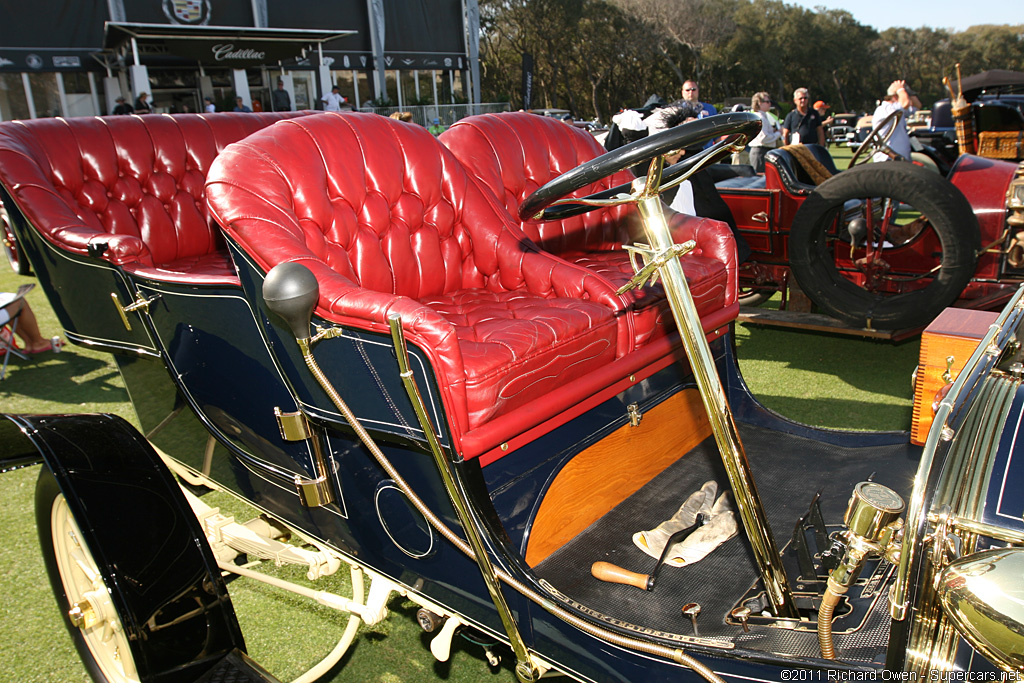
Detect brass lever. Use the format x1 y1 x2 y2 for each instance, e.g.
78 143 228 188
111 292 159 331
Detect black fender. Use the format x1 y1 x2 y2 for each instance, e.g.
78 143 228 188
0 413 250 683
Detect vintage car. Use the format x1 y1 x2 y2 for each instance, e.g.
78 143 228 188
1 110 1022 683
713 125 1024 331
912 70 1024 168
825 112 858 146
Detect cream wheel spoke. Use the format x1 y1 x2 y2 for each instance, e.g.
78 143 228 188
51 494 140 682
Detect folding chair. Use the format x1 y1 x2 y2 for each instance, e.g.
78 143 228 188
0 283 34 380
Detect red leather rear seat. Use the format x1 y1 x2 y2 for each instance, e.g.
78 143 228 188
206 112 625 441
0 112 315 284
440 112 739 349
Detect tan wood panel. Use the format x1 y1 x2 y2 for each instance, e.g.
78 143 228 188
912 308 997 445
525 388 711 566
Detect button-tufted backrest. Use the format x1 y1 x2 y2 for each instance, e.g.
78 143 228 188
764 143 839 196
207 112 532 300
0 112 314 269
441 112 642 254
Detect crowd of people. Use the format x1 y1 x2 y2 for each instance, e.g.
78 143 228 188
107 79 349 116
597 75 922 263
608 77 920 173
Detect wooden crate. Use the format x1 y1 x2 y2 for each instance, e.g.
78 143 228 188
911 308 999 445
977 131 1024 160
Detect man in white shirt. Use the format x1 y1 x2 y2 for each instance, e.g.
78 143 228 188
870 80 922 162
321 86 345 112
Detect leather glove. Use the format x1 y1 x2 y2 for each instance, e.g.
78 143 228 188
633 480 738 567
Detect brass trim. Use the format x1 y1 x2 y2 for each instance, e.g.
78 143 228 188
295 474 334 508
273 407 335 507
111 292 159 331
538 580 735 650
387 315 539 681
632 177 798 619
275 407 312 441
122 294 156 315
942 514 1024 545
111 292 132 331
891 286 1024 621
626 403 642 427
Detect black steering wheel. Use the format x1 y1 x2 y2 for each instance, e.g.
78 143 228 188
849 109 904 166
518 112 761 222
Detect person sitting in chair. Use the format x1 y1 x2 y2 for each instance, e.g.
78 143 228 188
0 292 59 354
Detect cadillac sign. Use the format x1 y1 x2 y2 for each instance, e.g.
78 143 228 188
172 39 302 67
212 44 267 62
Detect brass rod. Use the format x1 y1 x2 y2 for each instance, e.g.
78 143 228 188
387 315 539 682
634 188 798 618
291 315 724 681
943 514 1024 546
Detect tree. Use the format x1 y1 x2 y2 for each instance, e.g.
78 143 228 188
477 0 1024 124
612 0 741 98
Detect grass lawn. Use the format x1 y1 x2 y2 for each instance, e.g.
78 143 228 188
0 141 922 683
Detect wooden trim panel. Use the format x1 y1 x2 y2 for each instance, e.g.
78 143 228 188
525 388 712 566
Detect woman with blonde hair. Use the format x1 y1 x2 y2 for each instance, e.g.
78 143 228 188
747 92 781 173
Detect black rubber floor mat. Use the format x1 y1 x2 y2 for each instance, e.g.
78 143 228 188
533 422 919 660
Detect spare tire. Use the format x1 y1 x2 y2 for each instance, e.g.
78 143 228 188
789 162 979 329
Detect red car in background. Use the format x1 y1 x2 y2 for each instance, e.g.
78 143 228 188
716 132 1024 331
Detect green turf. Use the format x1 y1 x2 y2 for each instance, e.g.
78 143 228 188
0 150 921 681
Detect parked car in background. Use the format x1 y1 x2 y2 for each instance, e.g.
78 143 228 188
529 108 573 119
912 69 1024 167
716 132 1024 330
845 114 874 148
826 112 858 146
906 109 931 130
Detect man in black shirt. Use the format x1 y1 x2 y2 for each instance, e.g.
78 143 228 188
781 88 825 146
112 97 132 115
272 80 291 112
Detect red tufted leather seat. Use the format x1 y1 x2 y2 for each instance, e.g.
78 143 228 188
206 112 628 445
0 112 315 284
440 112 739 350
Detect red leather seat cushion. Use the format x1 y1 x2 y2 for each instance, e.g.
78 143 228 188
420 289 617 426
441 112 738 349
207 112 625 437
0 112 315 283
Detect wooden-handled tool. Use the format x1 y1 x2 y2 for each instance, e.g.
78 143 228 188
591 561 656 590
590 514 705 591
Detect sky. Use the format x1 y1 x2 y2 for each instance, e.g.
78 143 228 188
785 0 1021 32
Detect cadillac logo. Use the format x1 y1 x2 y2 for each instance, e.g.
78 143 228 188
211 44 267 62
163 0 212 25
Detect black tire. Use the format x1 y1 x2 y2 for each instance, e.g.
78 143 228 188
36 468 142 683
2 204 31 275
789 162 979 329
